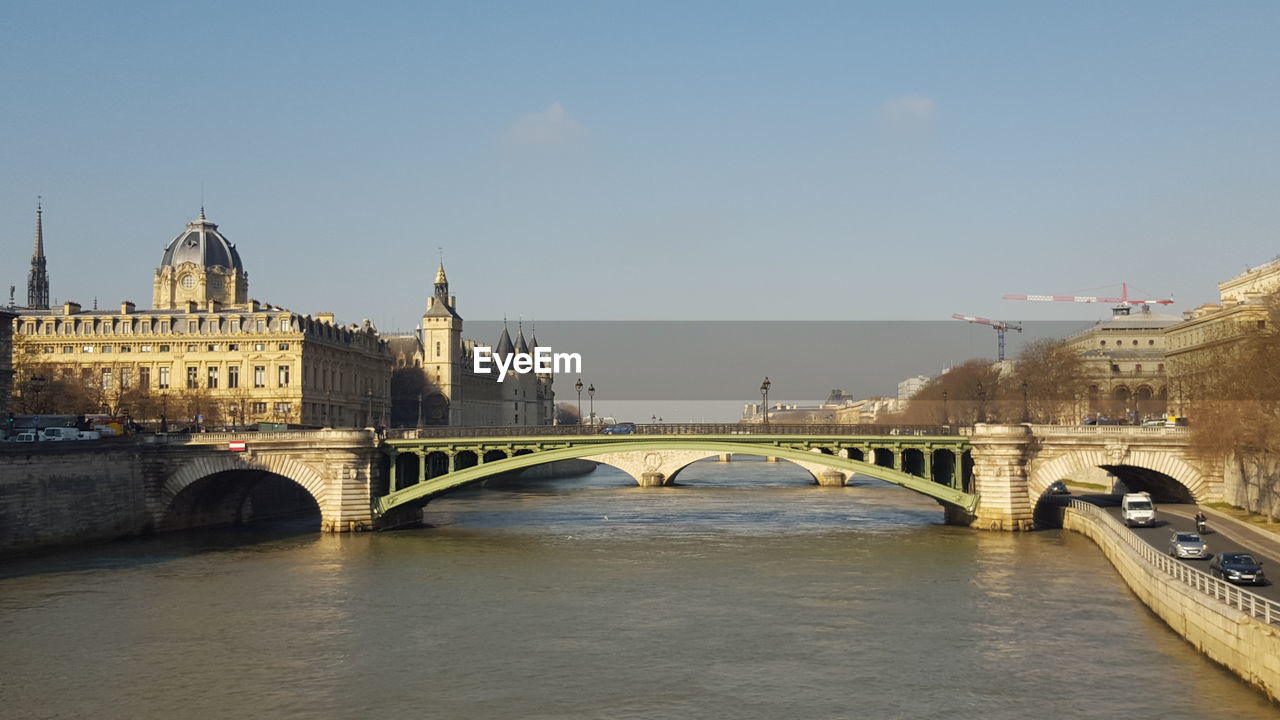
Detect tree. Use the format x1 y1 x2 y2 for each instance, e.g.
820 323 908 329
892 359 1004 425
999 338 1086 424
555 402 582 425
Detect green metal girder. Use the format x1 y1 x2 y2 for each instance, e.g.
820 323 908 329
375 436 976 516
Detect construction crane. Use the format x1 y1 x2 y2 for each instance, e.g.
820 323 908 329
1003 282 1173 316
952 314 1022 361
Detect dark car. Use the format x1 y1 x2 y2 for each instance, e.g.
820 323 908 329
601 422 637 435
1044 481 1070 496
1209 552 1267 585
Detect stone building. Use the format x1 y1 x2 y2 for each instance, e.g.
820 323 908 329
1065 305 1181 420
1164 257 1280 413
9 211 391 428
385 264 554 427
0 309 14 425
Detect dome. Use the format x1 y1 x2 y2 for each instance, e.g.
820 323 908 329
160 211 244 271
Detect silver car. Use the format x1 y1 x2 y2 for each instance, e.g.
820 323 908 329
1168 531 1208 559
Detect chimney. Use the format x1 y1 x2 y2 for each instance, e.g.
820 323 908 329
121 301 136 314
316 312 335 324
63 301 81 315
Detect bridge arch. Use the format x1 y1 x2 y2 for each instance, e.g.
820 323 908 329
160 454 328 529
376 439 976 518
1029 449 1207 502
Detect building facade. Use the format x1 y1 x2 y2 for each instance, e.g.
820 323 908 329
9 212 391 428
1164 258 1280 413
386 264 554 427
0 309 14 426
1065 306 1181 421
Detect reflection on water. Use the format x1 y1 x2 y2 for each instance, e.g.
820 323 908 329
1 458 1275 719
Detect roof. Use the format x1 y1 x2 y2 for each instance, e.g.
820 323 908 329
159 211 244 272
495 326 515 356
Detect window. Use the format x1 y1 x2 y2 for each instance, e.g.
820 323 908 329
256 320 266 332
278 343 289 351
278 365 291 387
436 341 441 357
188 320 198 333
255 343 266 351
159 321 170 333
159 367 171 389
1135 364 1143 374
187 344 197 352
141 345 153 352
1111 364 1120 374
208 344 220 352
281 319 292 332
139 367 151 389
102 368 112 390
228 343 239 351
273 402 292 415
1132 340 1138 346
101 345 112 353
207 367 219 389
82 345 94 353
41 346 53 354
120 369 131 389
254 366 266 388
228 366 239 389
1157 363 1165 373
62 345 73 354
159 344 171 352
252 402 267 414
1148 340 1155 346
1100 340 1106 346
187 366 199 389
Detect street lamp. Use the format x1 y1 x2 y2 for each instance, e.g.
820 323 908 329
1021 381 1030 423
976 381 987 424
417 392 424 430
160 391 168 433
367 389 374 428
942 390 949 426
760 377 771 431
575 378 584 427
587 383 595 428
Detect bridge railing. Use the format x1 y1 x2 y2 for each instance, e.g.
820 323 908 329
139 429 376 444
1067 499 1277 625
1032 425 1189 436
384 423 964 440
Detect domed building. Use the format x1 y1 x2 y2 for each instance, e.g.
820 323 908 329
1066 305 1182 421
153 210 249 310
9 211 392 429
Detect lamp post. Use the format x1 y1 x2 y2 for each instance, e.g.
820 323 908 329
367 389 374 428
1021 381 1031 423
29 375 47 418
942 390 949 426
416 393 424 430
976 382 987 424
760 377 771 431
587 383 595 428
575 378 584 428
160 391 168 433
229 403 238 431
325 390 332 427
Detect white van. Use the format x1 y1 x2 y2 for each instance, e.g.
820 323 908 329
40 427 97 441
1121 492 1157 527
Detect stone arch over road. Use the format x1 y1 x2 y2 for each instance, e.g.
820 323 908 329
1028 448 1207 503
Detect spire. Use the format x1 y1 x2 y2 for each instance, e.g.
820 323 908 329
434 261 449 297
496 318 515 357
27 197 50 310
516 318 530 354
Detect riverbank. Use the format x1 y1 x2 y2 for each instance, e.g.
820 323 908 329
1063 502 1280 702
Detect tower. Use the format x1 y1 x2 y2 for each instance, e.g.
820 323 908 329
27 200 49 310
421 263 463 424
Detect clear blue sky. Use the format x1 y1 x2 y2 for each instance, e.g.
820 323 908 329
3 1 1278 332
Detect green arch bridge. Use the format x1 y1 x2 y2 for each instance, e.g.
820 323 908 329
376 424 976 523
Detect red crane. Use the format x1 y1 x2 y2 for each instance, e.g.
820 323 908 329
1003 282 1173 315
952 314 1023 361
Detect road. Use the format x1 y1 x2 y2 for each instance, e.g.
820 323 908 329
1065 493 1279 601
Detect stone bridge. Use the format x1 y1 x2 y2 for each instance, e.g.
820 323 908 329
0 423 1218 548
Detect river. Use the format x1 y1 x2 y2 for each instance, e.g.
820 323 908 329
1 458 1275 719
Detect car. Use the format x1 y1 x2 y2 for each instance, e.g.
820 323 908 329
600 422 637 435
1044 481 1070 496
1209 552 1267 585
1167 531 1208 559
